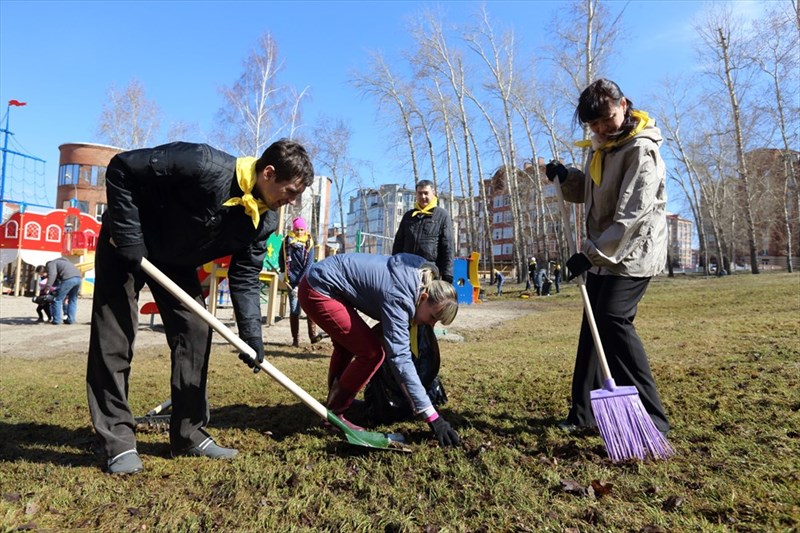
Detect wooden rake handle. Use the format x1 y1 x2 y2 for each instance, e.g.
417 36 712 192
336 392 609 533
553 180 614 384
140 258 328 419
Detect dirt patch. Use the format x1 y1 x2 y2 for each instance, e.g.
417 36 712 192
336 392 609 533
0 288 540 360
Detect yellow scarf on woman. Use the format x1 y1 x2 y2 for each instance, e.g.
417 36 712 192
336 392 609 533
574 109 652 186
411 196 438 217
223 157 269 228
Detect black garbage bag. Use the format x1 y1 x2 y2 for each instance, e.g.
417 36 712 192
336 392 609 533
363 323 448 424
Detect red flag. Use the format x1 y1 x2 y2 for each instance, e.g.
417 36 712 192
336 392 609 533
8 100 27 107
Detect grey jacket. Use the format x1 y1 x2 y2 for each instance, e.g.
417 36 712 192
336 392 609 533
306 253 436 418
44 257 81 291
562 121 668 277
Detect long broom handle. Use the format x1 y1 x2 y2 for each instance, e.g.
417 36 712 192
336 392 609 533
553 179 614 383
140 258 328 419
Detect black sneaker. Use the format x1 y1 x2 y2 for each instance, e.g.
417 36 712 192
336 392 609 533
107 450 143 475
172 437 238 459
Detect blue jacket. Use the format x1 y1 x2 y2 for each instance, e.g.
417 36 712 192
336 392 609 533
306 253 435 417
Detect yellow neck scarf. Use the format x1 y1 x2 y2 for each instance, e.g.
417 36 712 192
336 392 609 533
411 196 438 217
287 231 311 246
410 323 419 358
223 157 269 228
574 109 652 186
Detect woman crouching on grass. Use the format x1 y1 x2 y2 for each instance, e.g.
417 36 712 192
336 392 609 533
298 253 460 447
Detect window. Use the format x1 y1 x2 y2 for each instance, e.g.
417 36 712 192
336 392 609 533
24 222 41 240
5 220 18 238
95 203 107 221
46 225 62 242
59 164 80 186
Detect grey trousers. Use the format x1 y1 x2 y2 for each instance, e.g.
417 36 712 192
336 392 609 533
566 273 670 433
86 227 213 460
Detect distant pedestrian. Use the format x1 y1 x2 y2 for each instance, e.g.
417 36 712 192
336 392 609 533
32 271 54 323
36 258 81 325
526 257 537 291
279 216 322 347
494 269 505 296
553 263 562 293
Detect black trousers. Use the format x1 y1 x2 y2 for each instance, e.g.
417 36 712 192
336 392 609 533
567 273 670 433
86 226 213 459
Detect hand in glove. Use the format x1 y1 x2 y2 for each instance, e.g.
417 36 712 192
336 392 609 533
238 336 265 374
428 415 460 447
566 252 592 281
545 160 569 184
115 242 148 273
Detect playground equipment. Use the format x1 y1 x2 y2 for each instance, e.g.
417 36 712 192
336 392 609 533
452 252 481 304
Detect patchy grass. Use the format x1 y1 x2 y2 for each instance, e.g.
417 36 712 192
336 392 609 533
1 273 798 531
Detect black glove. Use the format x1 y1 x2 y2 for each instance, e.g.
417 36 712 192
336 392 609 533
238 337 265 374
566 252 592 281
429 416 460 447
545 160 568 184
115 242 148 272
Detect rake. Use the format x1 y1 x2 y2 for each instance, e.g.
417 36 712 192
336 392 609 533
554 176 673 462
140 258 405 451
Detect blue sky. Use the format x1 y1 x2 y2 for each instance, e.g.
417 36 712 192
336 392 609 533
0 0 765 216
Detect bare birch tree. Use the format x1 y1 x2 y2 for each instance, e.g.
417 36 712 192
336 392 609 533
351 51 421 185
97 78 161 149
465 7 529 280
215 32 309 157
696 6 761 273
313 116 357 253
749 3 800 271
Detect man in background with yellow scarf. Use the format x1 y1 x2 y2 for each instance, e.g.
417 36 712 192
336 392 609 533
88 139 314 475
392 180 455 283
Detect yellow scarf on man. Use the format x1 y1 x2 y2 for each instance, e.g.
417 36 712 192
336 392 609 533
222 157 269 228
574 109 652 186
411 196 438 217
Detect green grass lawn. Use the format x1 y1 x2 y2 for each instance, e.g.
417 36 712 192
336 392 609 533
1 273 798 531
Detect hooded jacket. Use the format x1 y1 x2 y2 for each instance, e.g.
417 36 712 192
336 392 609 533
104 142 276 338
306 253 436 417
561 119 668 277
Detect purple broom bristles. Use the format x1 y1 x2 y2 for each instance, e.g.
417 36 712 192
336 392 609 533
591 379 674 463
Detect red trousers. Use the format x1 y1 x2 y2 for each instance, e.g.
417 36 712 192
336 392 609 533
298 277 385 410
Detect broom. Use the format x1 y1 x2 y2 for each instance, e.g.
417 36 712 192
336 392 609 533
553 172 673 462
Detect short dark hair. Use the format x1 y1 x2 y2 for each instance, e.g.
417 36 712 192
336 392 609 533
574 78 634 127
256 139 315 186
416 179 435 191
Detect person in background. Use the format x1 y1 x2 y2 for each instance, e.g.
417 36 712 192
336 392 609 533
87 139 313 475
36 258 81 325
392 180 455 284
494 269 505 296
32 269 54 323
526 257 537 292
545 78 670 435
553 262 562 294
279 216 322 347
298 253 461 447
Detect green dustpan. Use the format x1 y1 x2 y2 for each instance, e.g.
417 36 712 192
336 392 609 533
141 258 406 451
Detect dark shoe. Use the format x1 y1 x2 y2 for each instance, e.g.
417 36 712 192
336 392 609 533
556 420 595 433
107 450 143 475
173 437 238 459
64 320 73 325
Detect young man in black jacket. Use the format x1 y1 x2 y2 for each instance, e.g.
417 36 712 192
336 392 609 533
391 180 455 283
88 139 314 474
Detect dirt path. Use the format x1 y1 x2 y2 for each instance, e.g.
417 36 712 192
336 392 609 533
0 287 540 360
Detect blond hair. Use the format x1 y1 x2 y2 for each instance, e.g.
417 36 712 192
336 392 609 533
418 262 458 325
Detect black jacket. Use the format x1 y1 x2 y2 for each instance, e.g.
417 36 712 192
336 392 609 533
104 142 276 338
392 205 454 283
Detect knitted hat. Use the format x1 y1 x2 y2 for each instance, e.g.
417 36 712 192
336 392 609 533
292 217 308 231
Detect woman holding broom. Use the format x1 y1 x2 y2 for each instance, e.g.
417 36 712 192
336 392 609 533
546 78 671 436
298 253 461 447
